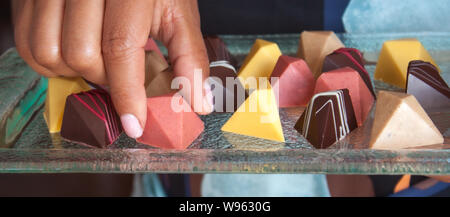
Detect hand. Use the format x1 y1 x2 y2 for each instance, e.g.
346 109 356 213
12 0 213 139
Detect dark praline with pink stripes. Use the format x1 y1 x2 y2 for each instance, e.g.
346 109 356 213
60 89 122 148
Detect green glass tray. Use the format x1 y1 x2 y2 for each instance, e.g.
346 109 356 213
0 33 448 174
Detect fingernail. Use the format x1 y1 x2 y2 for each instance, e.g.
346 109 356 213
120 114 143 139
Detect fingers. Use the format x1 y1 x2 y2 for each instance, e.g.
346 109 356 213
158 0 213 115
13 0 57 77
102 0 154 138
62 0 107 85
30 0 78 77
14 0 107 81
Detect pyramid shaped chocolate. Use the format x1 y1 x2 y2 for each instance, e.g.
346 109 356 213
44 77 91 133
204 35 238 68
144 50 169 88
270 55 315 107
221 82 285 142
297 31 345 78
375 38 439 88
60 89 122 148
144 47 175 98
322 48 376 98
146 68 176 98
315 67 375 126
238 39 282 89
137 93 204 149
369 91 444 149
406 60 450 113
144 38 165 60
209 71 248 113
204 36 247 112
295 89 357 149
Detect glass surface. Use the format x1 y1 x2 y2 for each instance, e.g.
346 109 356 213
0 33 449 174
0 49 47 147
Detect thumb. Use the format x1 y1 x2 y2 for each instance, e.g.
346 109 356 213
102 0 152 138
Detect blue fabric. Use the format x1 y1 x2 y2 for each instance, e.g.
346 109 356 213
343 0 450 33
324 0 350 32
158 174 191 197
389 182 450 197
141 174 167 197
198 0 324 34
137 174 331 197
201 174 330 197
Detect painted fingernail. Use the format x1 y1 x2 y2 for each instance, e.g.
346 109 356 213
120 114 143 139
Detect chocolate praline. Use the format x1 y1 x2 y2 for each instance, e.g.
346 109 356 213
204 35 247 112
295 89 357 149
322 48 376 99
406 60 450 112
60 89 122 148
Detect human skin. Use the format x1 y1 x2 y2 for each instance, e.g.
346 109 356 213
12 0 213 139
